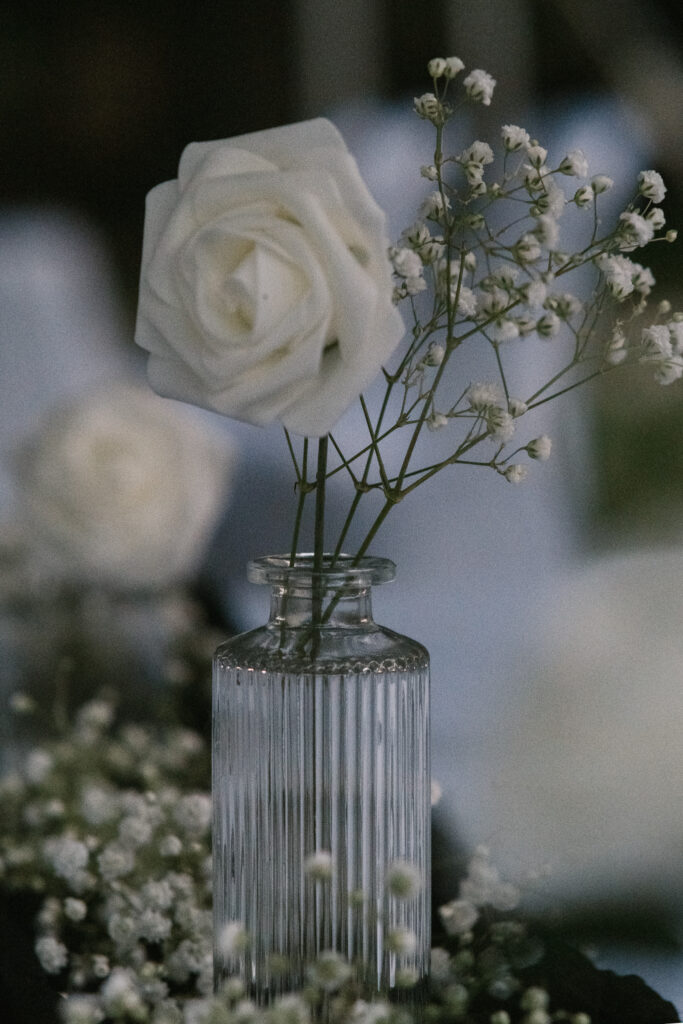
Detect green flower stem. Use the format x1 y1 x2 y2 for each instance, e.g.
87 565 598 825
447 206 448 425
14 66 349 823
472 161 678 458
328 433 359 487
308 436 329 632
330 373 400 564
525 347 606 406
527 367 607 409
288 437 311 566
492 342 510 404
331 488 363 563
351 495 396 566
395 428 498 497
313 436 328 575
360 395 390 490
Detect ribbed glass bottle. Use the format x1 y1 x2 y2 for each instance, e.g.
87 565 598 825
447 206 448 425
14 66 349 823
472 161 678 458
212 554 430 1001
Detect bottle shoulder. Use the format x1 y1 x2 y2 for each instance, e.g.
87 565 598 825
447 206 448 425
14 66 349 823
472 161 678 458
213 622 429 675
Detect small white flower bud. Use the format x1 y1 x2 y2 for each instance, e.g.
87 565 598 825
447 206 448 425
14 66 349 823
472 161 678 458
525 1012 551 1024
308 950 352 991
526 144 548 168
395 967 419 988
508 398 527 417
64 897 88 922
591 174 613 194
402 221 431 248
463 68 496 105
304 850 333 880
487 407 515 441
666 229 678 242
420 191 451 222
427 411 449 431
424 343 445 366
558 149 589 177
443 57 465 79
536 311 561 337
404 275 427 296
646 207 666 230
638 169 666 203
504 464 528 484
574 185 594 207
515 234 542 263
420 239 445 263
92 954 110 978
658 299 672 315
159 834 182 857
414 93 444 123
427 58 447 78
439 899 479 935
533 214 559 249
386 860 422 899
526 435 552 461
501 124 530 151
420 164 438 181
390 246 423 279
520 987 550 1011
218 921 249 956
466 382 502 410
221 978 246 1002
386 927 417 955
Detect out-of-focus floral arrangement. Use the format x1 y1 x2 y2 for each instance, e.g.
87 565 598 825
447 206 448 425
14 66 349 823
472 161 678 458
0 692 600 1024
0 382 234 739
12 383 235 592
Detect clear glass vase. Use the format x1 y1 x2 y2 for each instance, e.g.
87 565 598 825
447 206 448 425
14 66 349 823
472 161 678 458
212 554 430 1000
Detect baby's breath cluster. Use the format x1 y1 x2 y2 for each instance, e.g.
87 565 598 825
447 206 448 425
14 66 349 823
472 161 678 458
0 695 213 1024
400 59 680 427
0 692 599 1024
292 57 679 566
398 58 681 462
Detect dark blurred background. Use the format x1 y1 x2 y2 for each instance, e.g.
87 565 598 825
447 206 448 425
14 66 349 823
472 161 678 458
2 0 681 293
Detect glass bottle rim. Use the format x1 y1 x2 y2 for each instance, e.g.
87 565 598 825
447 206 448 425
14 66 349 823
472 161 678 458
247 553 396 587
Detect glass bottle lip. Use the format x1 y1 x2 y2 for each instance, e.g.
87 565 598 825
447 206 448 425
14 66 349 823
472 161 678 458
247 553 396 587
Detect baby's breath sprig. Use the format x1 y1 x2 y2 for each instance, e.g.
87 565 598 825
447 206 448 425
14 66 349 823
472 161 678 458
286 56 680 571
1 700 596 1024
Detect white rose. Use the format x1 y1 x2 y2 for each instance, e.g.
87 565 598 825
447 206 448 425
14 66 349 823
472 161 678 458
17 384 234 589
134 119 405 437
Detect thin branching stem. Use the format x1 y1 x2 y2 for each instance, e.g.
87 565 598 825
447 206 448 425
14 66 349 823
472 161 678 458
289 438 310 566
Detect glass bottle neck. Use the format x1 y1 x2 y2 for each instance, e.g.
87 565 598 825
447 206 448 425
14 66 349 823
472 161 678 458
268 580 375 629
248 554 394 630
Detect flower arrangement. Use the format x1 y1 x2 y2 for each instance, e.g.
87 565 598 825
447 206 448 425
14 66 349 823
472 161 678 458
0 383 233 728
1 690 679 1023
2 54 681 1024
134 57 680 570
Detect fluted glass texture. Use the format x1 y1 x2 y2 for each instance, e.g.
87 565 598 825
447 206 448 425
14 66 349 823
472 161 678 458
213 555 430 999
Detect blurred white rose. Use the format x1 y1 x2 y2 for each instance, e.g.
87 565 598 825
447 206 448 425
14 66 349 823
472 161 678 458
134 118 404 437
16 384 235 590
